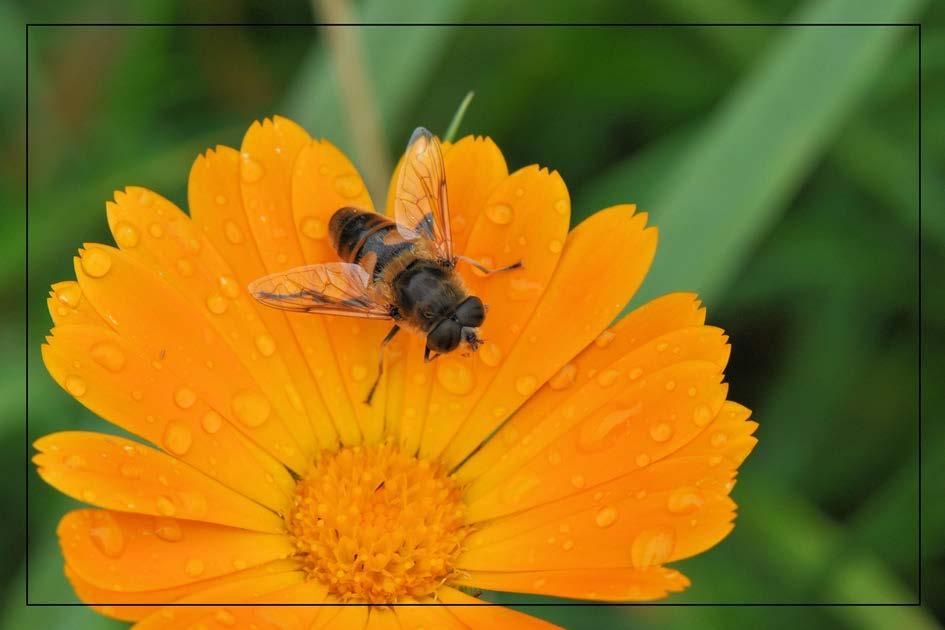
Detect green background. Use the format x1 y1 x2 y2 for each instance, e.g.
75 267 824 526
12 0 941 628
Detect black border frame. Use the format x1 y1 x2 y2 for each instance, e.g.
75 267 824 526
24 21 924 611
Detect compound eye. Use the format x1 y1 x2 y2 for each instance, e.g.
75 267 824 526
455 296 485 327
427 319 461 353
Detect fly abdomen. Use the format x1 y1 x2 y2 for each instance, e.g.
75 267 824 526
329 207 413 281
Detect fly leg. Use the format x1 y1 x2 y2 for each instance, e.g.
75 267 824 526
424 346 441 363
455 255 523 276
365 324 401 405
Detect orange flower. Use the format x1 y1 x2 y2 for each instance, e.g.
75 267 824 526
35 116 757 628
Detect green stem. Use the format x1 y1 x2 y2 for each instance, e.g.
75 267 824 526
443 91 475 142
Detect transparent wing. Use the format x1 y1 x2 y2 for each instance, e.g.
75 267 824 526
248 263 393 319
393 127 452 261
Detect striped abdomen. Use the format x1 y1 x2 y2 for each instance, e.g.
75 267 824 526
328 207 413 281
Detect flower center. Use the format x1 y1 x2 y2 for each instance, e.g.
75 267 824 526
288 444 469 603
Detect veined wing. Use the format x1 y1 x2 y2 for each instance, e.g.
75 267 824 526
393 127 452 261
248 262 393 319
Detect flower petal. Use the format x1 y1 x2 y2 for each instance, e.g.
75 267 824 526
456 292 707 483
441 135 509 253
239 117 372 446
33 431 284 533
441 205 657 468
462 330 731 518
456 402 756 573
72 243 308 473
41 324 293 512
292 137 391 443
437 586 562 628
452 566 690 602
48 281 106 327
189 145 341 450
315 603 370 629
65 559 303 622
59 509 295 592
419 165 571 460
106 186 319 458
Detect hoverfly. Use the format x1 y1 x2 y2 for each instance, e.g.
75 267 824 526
248 127 522 404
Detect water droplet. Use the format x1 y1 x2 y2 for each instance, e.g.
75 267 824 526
214 194 227 205
65 375 87 397
119 462 141 479
132 390 144 401
657 342 669 352
570 474 585 488
175 258 194 277
597 369 619 387
154 517 183 542
64 454 86 469
81 249 112 278
595 506 618 528
89 512 125 558
478 343 502 368
232 390 271 427
214 610 236 626
548 239 563 253
113 221 139 248
711 431 728 447
334 174 363 198
709 455 723 467
631 527 676 568
185 557 205 576
515 375 537 396
687 386 698 397
241 155 264 183
163 421 193 455
300 217 326 240
285 384 304 412
224 221 244 244
635 453 651 467
56 283 82 307
507 277 543 301
156 495 177 516
547 450 562 465
436 359 475 395
218 275 240 299
594 330 616 348
667 487 704 514
174 387 196 409
485 203 514 225
629 367 643 380
549 363 577 390
206 293 228 314
693 404 713 427
201 410 223 434
649 422 673 443
90 341 126 372
579 404 641 451
562 539 574 551
254 334 276 357
665 380 676 391
349 364 368 382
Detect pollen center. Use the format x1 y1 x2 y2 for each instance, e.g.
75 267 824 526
288 444 469 603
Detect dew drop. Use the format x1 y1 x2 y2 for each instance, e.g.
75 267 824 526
119 462 141 479
215 610 236 626
206 293 228 315
154 517 183 542
693 404 713 427
649 422 673 443
485 203 514 225
57 283 82 307
334 174 363 198
241 155 265 183
80 249 112 278
174 387 197 409
554 199 569 215
90 341 126 372
156 495 177 516
547 450 562 465
214 194 227 205
350 364 368 382
595 330 616 348
231 390 271 427
711 431 728 447
629 367 643 380
89 512 125 558
666 487 704 514
254 334 276 357
175 258 194 277
515 375 537 396
562 539 575 551
578 404 641 451
636 453 651 467
224 221 244 244
163 421 193 455
478 343 502 368
595 505 618 528
113 221 140 248
218 275 240 299
687 386 698 398
64 454 86 469
597 369 620 387
300 216 327 240
436 359 475 395
548 363 577 390
132 390 144 401
65 375 87 397
631 527 676 568
570 474 585 489
548 239 563 253
665 380 676 391
185 558 206 576
507 277 543 301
